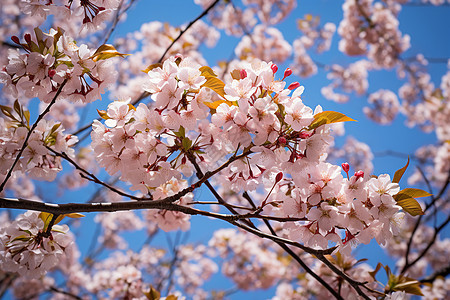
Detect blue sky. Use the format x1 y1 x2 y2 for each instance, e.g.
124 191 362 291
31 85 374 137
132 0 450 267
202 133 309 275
4 1 449 299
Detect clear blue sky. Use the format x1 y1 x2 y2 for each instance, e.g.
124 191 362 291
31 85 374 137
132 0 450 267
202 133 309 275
6 1 449 299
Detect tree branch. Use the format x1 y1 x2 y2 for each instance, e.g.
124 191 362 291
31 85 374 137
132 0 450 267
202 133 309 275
157 0 221 63
0 79 68 193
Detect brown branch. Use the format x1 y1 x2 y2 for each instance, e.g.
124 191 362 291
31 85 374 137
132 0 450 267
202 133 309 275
401 213 450 275
315 254 372 300
420 263 450 284
157 0 221 63
48 286 83 300
1 40 21 49
0 79 68 193
242 192 344 300
102 0 137 44
48 149 149 201
401 170 450 275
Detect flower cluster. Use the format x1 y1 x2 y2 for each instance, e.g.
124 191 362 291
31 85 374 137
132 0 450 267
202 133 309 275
278 165 405 251
92 55 408 252
0 104 77 181
22 0 120 33
338 0 410 68
209 228 285 290
195 0 296 36
0 27 117 104
0 211 74 278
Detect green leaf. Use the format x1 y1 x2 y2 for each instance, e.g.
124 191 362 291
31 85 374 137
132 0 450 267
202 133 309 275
145 286 160 300
174 126 185 138
394 188 432 201
396 198 424 216
49 123 61 135
392 277 424 296
308 111 356 130
142 63 163 73
201 76 226 98
199 66 218 77
39 212 53 231
182 137 192 151
90 44 130 62
393 156 409 183
0 105 14 118
393 188 429 216
97 109 110 120
202 99 233 109
13 100 21 116
24 109 30 126
64 213 85 219
368 262 383 280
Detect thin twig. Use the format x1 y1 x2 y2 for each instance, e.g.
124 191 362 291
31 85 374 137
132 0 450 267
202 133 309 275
242 192 344 300
157 0 221 63
102 0 137 44
401 213 450 275
315 254 371 300
420 263 450 284
0 79 68 193
48 286 82 300
401 170 450 274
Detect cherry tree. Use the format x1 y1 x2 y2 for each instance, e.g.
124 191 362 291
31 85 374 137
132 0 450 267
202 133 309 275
0 0 449 299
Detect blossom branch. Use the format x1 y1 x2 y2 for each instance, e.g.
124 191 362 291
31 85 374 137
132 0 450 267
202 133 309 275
47 148 150 201
0 195 335 258
241 192 344 300
315 254 372 300
0 79 68 193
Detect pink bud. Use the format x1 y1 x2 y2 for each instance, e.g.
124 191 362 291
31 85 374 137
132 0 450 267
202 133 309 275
341 162 350 173
11 36 20 44
342 162 350 179
271 64 278 74
354 170 364 179
278 136 287 144
48 69 56 77
275 172 283 183
288 82 300 90
240 69 247 79
283 68 292 79
298 131 311 139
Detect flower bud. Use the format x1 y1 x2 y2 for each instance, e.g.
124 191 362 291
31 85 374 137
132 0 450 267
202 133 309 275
354 170 364 179
341 162 350 173
342 162 350 179
278 136 287 144
271 64 278 74
288 82 300 90
48 69 56 78
275 172 283 183
24 33 32 44
298 131 311 139
11 36 20 44
283 68 292 79
240 69 247 79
